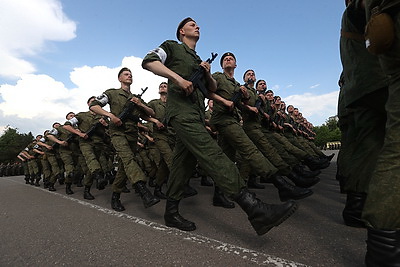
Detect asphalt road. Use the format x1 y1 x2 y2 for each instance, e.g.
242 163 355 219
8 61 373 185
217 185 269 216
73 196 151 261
0 150 367 266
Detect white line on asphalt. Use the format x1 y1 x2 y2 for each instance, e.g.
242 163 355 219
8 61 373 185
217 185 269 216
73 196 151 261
7 177 308 267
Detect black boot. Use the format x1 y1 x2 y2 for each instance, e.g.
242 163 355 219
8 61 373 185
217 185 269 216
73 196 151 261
43 178 49 189
365 227 400 267
105 171 115 185
164 199 196 231
84 185 95 200
248 174 265 189
233 188 298 235
65 183 74 195
286 171 320 188
342 192 366 228
58 173 65 185
111 192 125 212
213 186 235 209
272 176 313 202
134 181 160 208
76 173 83 187
94 170 107 190
183 183 198 198
154 184 167 199
30 174 35 185
48 182 56 191
34 177 41 187
201 175 213 186
304 155 330 171
148 177 156 187
293 164 321 178
25 175 30 184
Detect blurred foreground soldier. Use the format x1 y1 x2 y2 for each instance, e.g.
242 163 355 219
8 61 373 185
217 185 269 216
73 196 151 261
339 0 388 230
142 17 297 234
361 0 400 265
90 67 160 211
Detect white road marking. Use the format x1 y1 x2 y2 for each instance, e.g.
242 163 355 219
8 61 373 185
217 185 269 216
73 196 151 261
7 177 308 267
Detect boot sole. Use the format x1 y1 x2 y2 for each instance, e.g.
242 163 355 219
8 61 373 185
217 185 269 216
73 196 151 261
256 202 298 236
165 222 196 231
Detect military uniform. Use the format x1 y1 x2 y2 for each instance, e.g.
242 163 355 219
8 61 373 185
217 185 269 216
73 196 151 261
143 42 245 200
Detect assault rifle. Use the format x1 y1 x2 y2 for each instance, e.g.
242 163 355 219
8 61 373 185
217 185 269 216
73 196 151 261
230 78 253 108
118 87 148 122
189 53 218 103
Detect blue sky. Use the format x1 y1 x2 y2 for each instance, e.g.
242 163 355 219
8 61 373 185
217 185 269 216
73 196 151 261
0 0 344 136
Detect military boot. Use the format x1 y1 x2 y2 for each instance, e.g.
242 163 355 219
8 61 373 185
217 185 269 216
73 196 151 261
34 176 41 187
201 175 213 186
213 186 235 209
286 171 320 188
30 174 35 185
293 164 321 178
233 188 298 235
342 192 366 228
94 170 107 190
247 174 265 189
84 185 95 200
24 174 30 184
75 173 83 187
65 183 74 195
58 173 65 185
365 228 400 267
43 178 49 189
154 184 167 199
272 176 313 202
133 181 160 208
303 155 330 171
164 199 196 231
111 192 125 212
48 182 56 191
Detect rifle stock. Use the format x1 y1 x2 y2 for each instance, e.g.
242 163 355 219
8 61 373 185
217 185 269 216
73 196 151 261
189 53 218 102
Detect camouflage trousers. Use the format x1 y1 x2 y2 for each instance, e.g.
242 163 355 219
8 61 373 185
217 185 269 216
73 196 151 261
363 12 400 229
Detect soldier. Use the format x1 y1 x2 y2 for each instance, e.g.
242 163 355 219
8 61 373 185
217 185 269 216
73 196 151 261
142 17 297 234
350 0 400 264
63 96 111 200
90 67 159 211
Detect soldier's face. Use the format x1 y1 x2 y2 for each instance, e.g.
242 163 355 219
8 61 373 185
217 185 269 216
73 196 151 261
66 113 75 120
119 71 132 84
244 71 256 83
257 81 266 92
159 83 168 94
181 21 200 40
265 92 273 100
222 56 236 69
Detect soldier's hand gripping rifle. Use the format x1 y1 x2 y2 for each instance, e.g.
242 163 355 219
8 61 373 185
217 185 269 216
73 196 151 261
118 87 148 122
230 78 254 109
189 52 218 103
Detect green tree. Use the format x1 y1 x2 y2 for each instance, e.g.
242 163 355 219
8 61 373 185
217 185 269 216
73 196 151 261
313 116 341 148
0 126 34 163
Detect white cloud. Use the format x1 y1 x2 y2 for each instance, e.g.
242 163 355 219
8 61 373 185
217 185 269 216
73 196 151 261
0 0 76 79
310 84 320 89
283 91 339 125
0 56 166 135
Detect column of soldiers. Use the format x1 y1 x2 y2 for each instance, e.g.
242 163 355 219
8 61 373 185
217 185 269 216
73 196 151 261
7 17 333 239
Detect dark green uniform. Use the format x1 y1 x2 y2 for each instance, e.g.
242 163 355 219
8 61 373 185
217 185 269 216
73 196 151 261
90 88 148 194
210 71 278 180
143 41 245 199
